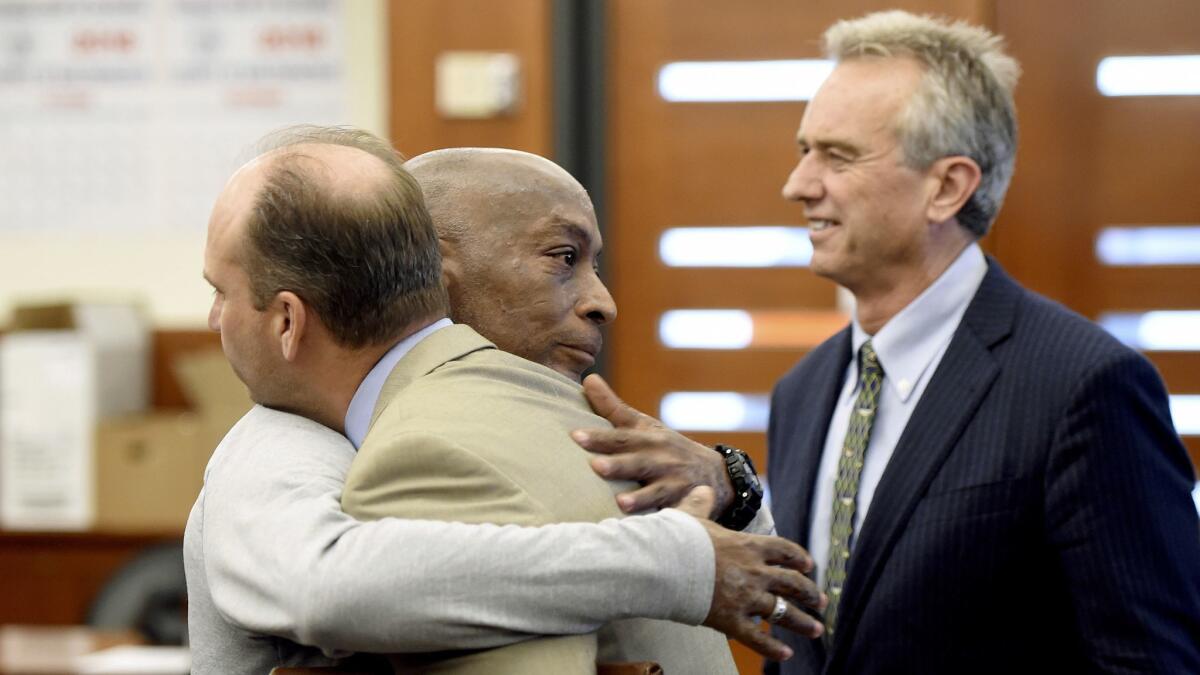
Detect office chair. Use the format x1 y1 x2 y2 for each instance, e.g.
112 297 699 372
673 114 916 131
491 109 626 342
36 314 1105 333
86 541 188 645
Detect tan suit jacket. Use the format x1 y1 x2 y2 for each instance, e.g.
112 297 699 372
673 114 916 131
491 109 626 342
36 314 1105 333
342 325 735 674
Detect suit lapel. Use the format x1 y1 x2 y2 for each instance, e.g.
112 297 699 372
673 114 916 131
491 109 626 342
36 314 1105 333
792 329 853 549
367 324 495 431
826 261 1020 664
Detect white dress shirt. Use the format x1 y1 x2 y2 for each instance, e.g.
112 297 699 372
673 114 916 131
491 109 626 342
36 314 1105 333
808 243 988 588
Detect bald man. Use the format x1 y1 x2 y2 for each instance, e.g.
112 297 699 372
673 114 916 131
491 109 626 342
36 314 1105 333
409 148 762 524
409 148 613 384
187 129 822 674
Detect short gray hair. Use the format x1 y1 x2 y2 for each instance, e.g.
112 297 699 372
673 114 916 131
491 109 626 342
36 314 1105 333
824 10 1020 237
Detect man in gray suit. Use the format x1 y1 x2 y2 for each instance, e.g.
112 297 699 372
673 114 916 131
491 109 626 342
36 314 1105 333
186 127 822 673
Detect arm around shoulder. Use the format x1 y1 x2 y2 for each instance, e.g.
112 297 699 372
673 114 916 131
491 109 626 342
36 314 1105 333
204 443 715 652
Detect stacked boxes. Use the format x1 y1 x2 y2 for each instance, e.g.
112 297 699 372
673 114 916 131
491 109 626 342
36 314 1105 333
0 302 249 532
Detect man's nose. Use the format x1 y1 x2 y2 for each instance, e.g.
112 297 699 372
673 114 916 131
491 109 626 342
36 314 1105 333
580 273 617 325
782 156 822 203
208 298 222 333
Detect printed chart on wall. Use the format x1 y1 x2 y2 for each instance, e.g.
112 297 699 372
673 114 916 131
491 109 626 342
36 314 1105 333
0 0 350 234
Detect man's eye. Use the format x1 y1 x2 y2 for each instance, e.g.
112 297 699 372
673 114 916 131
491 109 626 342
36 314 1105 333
552 250 578 267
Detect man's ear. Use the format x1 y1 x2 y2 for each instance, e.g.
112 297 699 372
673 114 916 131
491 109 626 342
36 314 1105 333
926 155 982 224
438 238 462 297
271 291 307 362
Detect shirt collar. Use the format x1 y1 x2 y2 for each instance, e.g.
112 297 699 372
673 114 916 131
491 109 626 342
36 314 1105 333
344 317 453 448
851 243 987 402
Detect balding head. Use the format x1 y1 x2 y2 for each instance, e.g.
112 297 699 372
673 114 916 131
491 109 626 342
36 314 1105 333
408 147 590 244
227 126 447 349
256 142 393 200
405 148 616 381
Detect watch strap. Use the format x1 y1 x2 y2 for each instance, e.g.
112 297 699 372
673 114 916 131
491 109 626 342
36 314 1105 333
714 444 763 530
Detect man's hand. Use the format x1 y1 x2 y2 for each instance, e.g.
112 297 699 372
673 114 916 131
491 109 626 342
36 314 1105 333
677 487 825 661
573 374 734 517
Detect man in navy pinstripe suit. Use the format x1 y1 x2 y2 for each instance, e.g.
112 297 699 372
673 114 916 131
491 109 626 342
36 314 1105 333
765 10 1200 674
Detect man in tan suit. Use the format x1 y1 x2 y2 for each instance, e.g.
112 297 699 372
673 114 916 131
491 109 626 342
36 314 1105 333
344 323 737 673
197 126 824 673
342 149 748 673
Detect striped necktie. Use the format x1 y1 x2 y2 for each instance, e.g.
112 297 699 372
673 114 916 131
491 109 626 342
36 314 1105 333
824 339 883 637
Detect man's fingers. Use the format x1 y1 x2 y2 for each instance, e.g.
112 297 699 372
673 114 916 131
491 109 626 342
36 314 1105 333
766 568 825 611
612 482 677 513
676 486 716 520
773 602 824 639
589 450 659 481
729 619 795 662
753 535 815 574
581 374 643 428
572 426 664 454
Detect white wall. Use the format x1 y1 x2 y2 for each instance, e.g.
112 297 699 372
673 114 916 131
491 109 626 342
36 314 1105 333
0 0 388 329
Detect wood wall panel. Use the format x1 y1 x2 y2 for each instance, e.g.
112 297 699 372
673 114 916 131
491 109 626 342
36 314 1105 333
1092 102 1200 221
1149 353 1200 394
644 351 814 393
387 0 553 158
995 0 1200 316
0 532 178 625
1096 268 1200 310
635 270 837 311
687 432 768 475
989 4 1101 311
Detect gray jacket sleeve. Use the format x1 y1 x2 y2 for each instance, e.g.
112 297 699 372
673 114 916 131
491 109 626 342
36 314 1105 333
196 406 715 654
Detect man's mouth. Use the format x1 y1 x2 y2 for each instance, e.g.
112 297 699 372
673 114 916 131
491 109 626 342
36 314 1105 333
808 218 839 232
560 340 600 363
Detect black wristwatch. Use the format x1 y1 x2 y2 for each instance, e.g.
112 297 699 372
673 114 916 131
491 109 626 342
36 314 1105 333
713 444 764 530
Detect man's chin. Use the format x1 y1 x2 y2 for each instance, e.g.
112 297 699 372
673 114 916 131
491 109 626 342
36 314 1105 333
553 346 599 382
548 361 586 383
244 383 287 411
807 255 840 283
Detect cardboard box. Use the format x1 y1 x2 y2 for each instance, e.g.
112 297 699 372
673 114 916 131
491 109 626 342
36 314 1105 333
10 302 149 418
0 297 250 531
93 412 205 532
0 301 149 530
92 349 251 533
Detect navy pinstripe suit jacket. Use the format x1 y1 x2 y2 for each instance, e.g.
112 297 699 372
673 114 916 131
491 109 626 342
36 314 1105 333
766 261 1200 674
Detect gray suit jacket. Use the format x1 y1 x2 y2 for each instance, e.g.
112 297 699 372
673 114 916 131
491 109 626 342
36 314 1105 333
343 325 735 674
184 406 715 675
